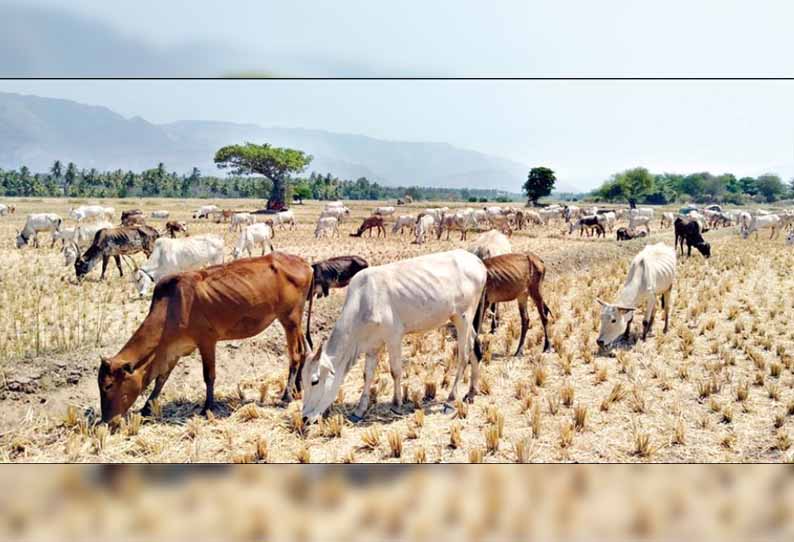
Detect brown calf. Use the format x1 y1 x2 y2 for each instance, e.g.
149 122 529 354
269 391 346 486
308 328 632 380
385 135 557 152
350 216 386 238
165 221 189 238
474 253 552 356
98 252 313 422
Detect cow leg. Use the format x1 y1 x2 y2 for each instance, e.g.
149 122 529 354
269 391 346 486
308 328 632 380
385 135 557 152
528 283 551 353
198 342 217 414
622 315 634 341
513 297 530 357
141 365 175 417
642 300 656 341
100 255 109 280
114 255 123 277
387 340 403 413
448 314 476 403
687 243 692 257
280 310 307 402
662 288 672 334
489 303 498 334
352 351 379 420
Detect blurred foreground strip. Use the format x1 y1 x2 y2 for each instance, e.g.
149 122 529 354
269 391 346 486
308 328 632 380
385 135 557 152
1 465 793 541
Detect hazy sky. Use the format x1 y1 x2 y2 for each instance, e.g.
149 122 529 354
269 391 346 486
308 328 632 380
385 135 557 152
2 80 793 190
4 0 794 76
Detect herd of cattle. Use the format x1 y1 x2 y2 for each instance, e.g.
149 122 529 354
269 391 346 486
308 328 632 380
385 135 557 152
2 199 793 428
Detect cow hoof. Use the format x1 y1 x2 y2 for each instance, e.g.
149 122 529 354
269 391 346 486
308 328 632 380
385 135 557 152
464 393 476 404
348 413 364 423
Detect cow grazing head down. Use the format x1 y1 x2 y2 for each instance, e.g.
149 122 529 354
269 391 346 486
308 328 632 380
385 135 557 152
15 231 28 249
74 255 97 280
301 344 338 423
98 356 145 422
694 241 711 258
595 298 635 348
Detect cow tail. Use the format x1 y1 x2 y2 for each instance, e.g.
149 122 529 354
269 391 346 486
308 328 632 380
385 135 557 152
472 284 488 361
305 270 316 350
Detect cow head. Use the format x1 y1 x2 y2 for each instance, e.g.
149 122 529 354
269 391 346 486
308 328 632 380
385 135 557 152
74 254 97 280
596 298 635 348
300 344 339 424
695 241 711 258
98 356 145 422
15 231 28 248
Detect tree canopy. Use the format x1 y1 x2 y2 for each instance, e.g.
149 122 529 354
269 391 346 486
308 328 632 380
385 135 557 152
214 143 313 209
523 167 556 205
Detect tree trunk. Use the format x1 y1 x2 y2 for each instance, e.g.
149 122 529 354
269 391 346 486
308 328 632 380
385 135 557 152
267 178 287 211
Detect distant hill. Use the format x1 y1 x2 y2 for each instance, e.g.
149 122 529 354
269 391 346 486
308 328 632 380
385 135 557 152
0 91 552 193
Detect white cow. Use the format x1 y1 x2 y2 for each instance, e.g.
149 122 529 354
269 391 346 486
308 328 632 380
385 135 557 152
193 205 220 219
392 214 417 235
70 205 114 222
563 205 582 222
0 203 10 216
319 206 350 223
628 214 651 235
374 206 396 217
151 210 170 219
522 210 543 225
742 214 782 240
414 214 435 245
420 207 448 224
57 220 113 265
232 223 275 259
467 230 512 260
324 201 345 209
230 212 255 232
660 212 675 228
629 207 655 219
133 235 225 296
596 243 676 347
597 211 617 233
737 211 752 235
269 209 296 230
314 216 339 239
539 208 562 225
301 249 488 423
437 211 478 241
16 213 63 248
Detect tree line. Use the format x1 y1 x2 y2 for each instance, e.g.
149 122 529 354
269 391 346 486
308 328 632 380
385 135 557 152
590 167 793 205
0 161 518 203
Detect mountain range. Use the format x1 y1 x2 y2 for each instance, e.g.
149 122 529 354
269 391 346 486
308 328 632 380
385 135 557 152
0 91 554 193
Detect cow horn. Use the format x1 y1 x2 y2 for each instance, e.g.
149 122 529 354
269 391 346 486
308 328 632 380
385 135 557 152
100 356 111 368
596 298 608 307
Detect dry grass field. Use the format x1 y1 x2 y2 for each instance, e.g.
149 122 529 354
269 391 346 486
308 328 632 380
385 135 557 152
0 197 793 462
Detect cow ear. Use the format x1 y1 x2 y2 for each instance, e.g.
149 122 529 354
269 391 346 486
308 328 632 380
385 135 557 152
319 354 335 378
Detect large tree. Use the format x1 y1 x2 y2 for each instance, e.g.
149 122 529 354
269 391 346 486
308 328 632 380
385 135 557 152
523 167 556 206
214 143 312 210
755 173 785 202
617 167 654 201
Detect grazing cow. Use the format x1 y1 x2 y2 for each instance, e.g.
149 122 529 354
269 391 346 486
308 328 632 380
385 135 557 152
628 214 651 235
232 223 275 259
742 214 782 240
616 227 647 241
74 225 160 281
320 206 350 223
414 214 435 244
300 250 487 423
437 211 477 241
193 205 219 219
59 221 114 266
596 243 676 347
539 208 561 225
392 214 416 235
418 207 448 224
16 213 63 248
230 212 254 232
71 205 114 222
475 253 552 355
708 212 734 229
133 235 225 296
98 252 313 421
314 216 339 239
674 218 711 258
660 212 675 228
350 216 386 238
374 206 396 217
569 216 605 237
165 221 189 238
151 210 170 219
522 210 543 226
629 207 655 220
268 209 296 230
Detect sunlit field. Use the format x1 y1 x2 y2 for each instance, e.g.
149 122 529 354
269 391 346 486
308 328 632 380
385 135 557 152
1 197 793 462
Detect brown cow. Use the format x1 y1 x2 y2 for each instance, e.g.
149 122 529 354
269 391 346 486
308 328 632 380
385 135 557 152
165 221 189 238
75 225 160 281
215 209 234 223
350 216 386 238
474 253 552 356
97 252 313 422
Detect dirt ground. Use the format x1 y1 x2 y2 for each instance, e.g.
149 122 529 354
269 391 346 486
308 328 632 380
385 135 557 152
0 197 792 462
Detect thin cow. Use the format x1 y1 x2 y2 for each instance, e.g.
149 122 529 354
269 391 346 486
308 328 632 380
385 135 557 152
596 243 676 348
74 225 160 281
301 250 487 423
97 253 313 422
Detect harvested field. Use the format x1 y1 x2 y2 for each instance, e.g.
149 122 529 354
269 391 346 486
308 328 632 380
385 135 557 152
0 197 792 462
